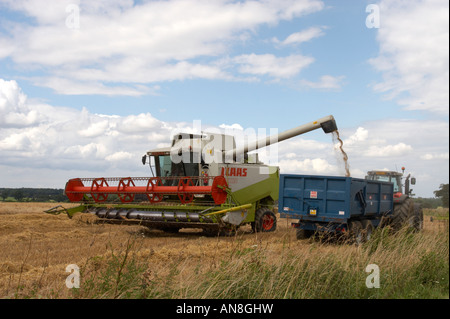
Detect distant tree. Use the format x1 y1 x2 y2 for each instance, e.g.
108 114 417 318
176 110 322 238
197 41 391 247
434 184 449 208
414 197 443 209
1 189 9 200
13 189 24 201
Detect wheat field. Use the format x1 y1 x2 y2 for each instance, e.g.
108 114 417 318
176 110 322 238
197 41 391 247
0 202 448 299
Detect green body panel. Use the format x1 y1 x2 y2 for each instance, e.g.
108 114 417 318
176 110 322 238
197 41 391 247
229 167 279 223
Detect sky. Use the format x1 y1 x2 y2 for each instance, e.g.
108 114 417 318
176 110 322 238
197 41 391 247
0 0 448 198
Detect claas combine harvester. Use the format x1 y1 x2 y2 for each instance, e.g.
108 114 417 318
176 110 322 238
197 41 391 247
46 115 338 236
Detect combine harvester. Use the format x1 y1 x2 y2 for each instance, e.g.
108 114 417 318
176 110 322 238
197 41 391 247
46 115 338 236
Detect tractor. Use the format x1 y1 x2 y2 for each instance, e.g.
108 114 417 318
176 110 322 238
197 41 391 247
366 168 423 231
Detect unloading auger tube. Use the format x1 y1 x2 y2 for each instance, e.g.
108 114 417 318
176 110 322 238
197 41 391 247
224 115 337 161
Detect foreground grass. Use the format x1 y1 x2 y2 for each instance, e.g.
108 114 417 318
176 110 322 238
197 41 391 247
3 204 448 299
69 223 448 299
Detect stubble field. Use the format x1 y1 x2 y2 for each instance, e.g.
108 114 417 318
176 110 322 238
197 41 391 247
0 202 448 299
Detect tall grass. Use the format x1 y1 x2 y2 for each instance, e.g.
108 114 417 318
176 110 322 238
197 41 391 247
70 223 449 299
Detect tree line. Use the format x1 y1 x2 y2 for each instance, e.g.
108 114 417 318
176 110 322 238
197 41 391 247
0 188 68 202
0 184 448 207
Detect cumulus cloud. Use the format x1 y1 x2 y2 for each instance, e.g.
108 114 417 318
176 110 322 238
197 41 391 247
364 143 413 157
280 158 338 174
0 79 41 127
300 75 346 90
370 0 449 114
233 53 315 79
343 127 369 146
0 79 170 173
420 152 449 160
0 78 448 196
272 26 326 46
0 0 325 94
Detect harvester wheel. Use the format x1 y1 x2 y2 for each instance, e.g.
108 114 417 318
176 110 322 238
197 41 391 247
202 226 236 237
202 228 219 237
391 198 415 230
219 225 238 237
253 208 277 233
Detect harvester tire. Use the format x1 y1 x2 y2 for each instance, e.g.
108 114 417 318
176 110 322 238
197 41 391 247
219 225 238 237
253 208 277 233
202 226 237 237
391 198 415 230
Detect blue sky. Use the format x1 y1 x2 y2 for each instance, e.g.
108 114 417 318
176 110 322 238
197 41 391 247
0 0 448 197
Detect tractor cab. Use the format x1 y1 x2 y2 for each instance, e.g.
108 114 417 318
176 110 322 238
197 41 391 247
366 167 416 201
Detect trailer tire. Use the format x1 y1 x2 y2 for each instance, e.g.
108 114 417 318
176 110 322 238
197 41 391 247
361 220 374 242
349 220 364 245
392 198 414 230
254 208 277 233
296 228 314 240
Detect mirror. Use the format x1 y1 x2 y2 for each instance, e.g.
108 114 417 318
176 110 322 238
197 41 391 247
142 155 147 165
411 177 416 185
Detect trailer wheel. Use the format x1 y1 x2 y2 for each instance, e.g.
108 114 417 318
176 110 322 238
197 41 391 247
296 228 314 240
254 208 277 233
361 220 374 242
349 221 364 245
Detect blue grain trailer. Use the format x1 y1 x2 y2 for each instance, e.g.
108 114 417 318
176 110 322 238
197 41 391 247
278 174 394 242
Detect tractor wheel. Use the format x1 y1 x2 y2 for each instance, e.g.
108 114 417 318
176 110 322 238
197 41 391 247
254 208 277 233
392 198 415 230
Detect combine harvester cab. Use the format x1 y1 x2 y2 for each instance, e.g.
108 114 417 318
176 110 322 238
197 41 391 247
47 116 338 236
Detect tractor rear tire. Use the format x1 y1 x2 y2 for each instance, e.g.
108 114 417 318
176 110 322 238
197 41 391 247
392 198 415 230
253 208 277 233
